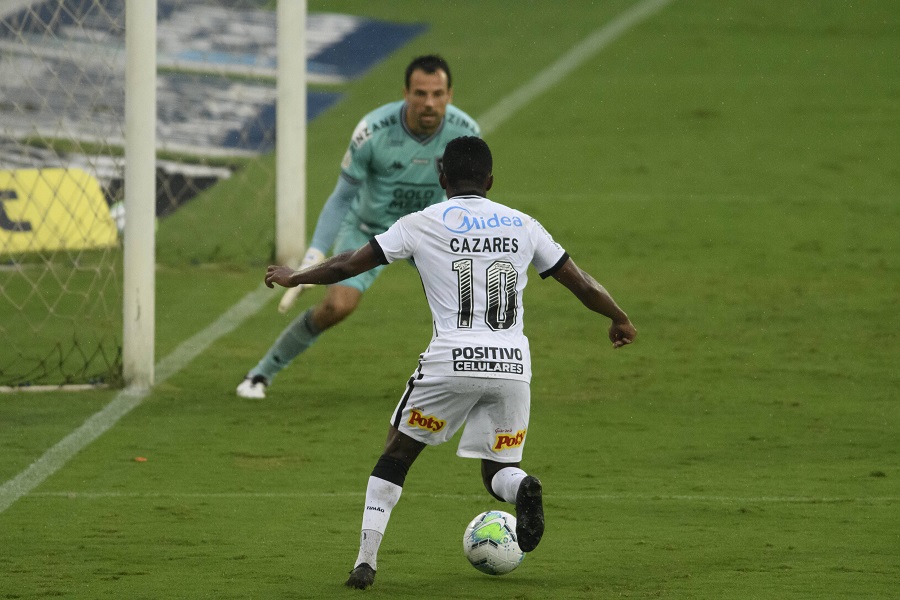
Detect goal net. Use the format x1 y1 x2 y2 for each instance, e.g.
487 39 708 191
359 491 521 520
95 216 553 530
1 0 126 389
0 0 289 389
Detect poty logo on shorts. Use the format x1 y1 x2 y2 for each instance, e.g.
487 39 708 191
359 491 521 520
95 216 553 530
493 429 526 451
442 205 524 234
408 409 446 433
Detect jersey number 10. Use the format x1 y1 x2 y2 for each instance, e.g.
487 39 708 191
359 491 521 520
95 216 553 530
452 259 518 331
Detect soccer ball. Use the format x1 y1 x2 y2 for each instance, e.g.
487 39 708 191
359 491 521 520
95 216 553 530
462 510 524 575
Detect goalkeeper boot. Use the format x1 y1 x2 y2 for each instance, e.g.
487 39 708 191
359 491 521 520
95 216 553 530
236 374 268 399
515 475 544 552
345 563 376 589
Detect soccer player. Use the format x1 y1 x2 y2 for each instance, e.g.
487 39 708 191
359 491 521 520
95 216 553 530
264 137 637 589
237 55 480 399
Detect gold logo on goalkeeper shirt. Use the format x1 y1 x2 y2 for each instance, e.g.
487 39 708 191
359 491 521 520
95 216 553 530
0 168 118 254
407 409 446 433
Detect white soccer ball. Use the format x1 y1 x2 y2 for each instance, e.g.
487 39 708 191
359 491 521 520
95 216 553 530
462 510 524 575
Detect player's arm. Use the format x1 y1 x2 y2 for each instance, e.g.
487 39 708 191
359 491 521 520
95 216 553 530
277 176 361 313
266 241 382 289
551 257 637 348
308 175 361 254
306 115 373 255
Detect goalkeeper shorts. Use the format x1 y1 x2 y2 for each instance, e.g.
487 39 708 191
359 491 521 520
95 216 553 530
331 214 387 292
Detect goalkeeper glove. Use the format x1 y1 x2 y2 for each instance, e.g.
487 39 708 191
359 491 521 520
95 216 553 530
278 248 326 313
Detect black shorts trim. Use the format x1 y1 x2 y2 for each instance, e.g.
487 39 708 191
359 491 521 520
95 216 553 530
392 363 424 429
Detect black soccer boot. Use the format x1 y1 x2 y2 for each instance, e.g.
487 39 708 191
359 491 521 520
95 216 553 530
345 563 376 590
515 475 545 552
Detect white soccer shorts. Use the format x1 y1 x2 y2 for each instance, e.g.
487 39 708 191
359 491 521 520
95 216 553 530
390 372 530 463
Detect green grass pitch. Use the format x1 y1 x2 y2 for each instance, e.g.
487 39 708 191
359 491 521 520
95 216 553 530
1 0 898 598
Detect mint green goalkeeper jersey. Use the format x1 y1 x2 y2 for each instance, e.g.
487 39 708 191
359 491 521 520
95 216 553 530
339 100 480 233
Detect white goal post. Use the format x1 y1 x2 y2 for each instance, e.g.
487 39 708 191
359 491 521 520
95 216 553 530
122 0 157 389
276 0 307 267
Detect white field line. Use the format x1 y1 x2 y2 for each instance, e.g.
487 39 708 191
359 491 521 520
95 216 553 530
0 285 274 514
477 0 676 135
25 491 899 505
0 0 676 516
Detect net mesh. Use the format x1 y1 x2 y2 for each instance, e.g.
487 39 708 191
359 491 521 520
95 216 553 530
0 0 283 388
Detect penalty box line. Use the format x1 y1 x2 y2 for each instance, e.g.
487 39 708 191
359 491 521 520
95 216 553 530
0 0 677 517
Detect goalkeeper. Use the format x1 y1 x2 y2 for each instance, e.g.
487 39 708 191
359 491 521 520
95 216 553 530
237 55 480 398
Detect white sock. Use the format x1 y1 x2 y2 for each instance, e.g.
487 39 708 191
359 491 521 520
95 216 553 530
354 476 403 570
491 467 528 504
355 530 383 571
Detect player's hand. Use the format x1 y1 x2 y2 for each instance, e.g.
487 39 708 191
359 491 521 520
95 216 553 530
277 248 325 313
266 265 298 289
608 319 636 349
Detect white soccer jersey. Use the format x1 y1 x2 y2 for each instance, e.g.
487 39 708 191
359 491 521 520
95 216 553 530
372 195 568 382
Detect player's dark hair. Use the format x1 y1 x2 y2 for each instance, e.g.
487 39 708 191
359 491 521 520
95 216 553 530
442 136 492 185
405 54 452 89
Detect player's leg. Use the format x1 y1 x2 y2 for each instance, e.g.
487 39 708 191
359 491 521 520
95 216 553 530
348 373 472 589
458 379 545 552
346 426 426 589
309 283 362 329
237 216 381 398
482 458 523 501
481 459 544 553
238 280 372 398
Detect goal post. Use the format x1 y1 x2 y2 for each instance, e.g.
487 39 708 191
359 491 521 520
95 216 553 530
122 0 157 389
276 0 307 267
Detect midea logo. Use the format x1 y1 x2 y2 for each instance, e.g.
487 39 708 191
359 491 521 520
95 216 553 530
442 205 524 234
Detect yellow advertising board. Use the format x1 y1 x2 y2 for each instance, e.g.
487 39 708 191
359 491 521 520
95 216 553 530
0 168 118 254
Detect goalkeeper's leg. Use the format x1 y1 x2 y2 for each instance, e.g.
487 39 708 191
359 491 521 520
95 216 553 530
241 285 362 391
